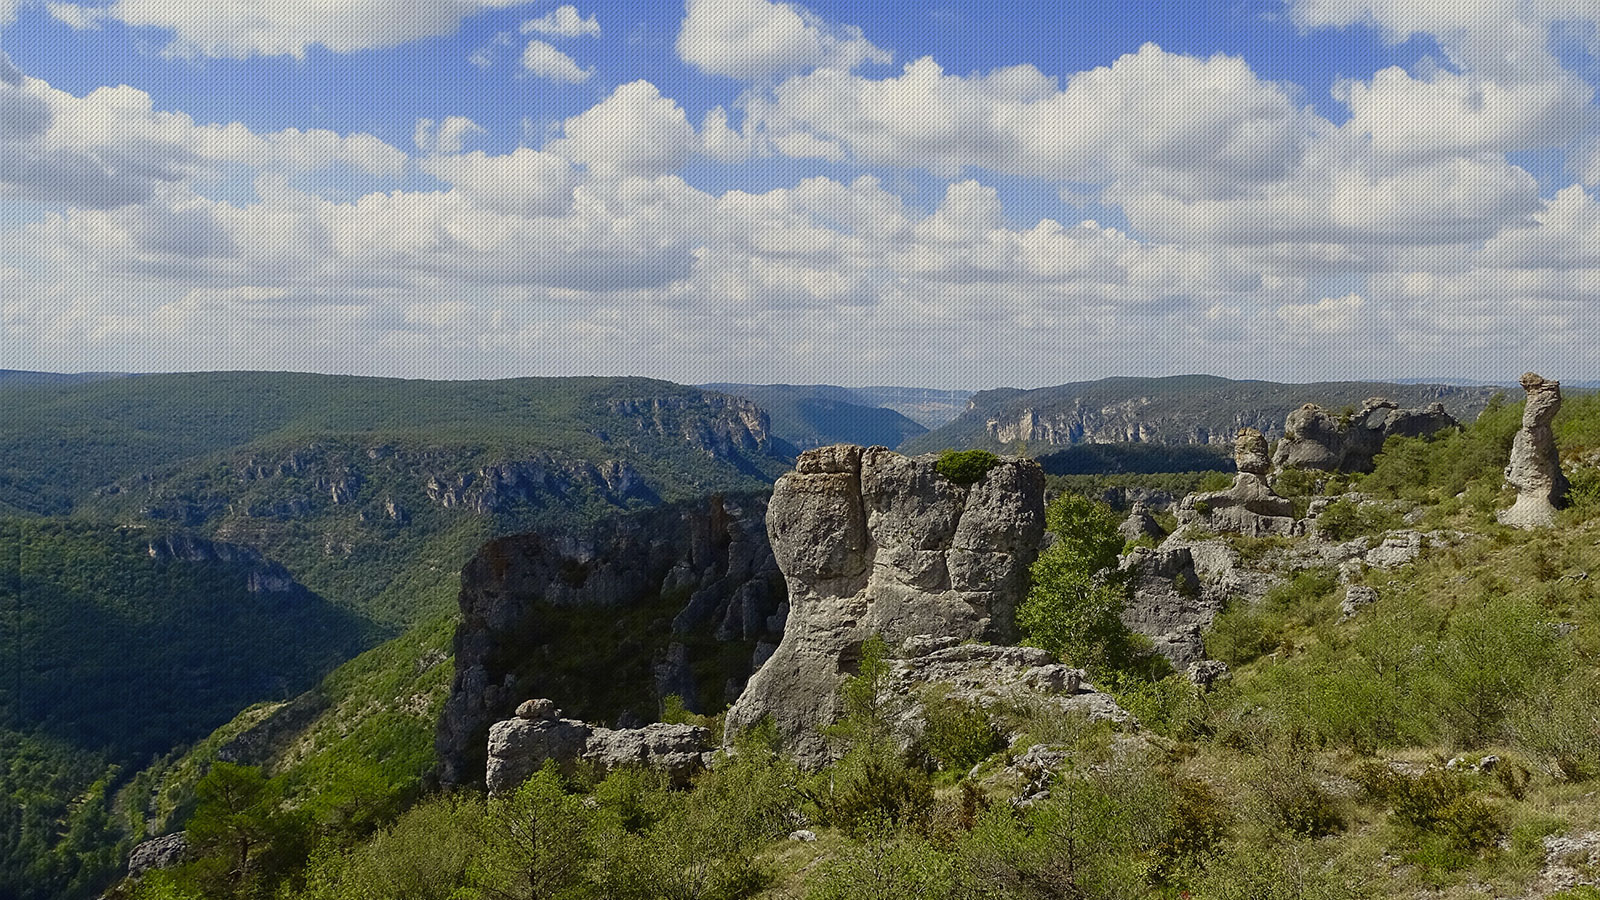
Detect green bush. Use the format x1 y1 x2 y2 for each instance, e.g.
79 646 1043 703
1315 499 1402 541
934 449 1000 485
918 699 1005 775
811 747 934 839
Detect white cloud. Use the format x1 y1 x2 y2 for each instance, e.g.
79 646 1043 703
1276 293 1366 334
48 0 541 59
677 0 890 81
549 80 697 176
522 5 599 39
420 147 580 216
747 44 1315 189
0 73 407 209
1335 65 1591 163
521 40 593 83
415 116 486 155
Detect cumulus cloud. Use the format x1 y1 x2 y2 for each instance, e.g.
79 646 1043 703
1277 293 1366 334
746 44 1315 189
549 81 697 176
0 73 407 209
420 147 581 216
1335 66 1591 162
415 116 486 155
677 0 890 81
47 0 541 58
522 5 599 39
521 40 593 83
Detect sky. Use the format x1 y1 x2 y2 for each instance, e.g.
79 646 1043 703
2 1 1599 389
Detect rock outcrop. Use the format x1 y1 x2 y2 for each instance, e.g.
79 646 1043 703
128 833 189 877
436 493 785 789
886 640 1130 733
1118 546 1216 667
1117 500 1166 544
1175 429 1296 537
723 445 1046 767
484 700 715 793
1500 373 1569 528
1272 398 1459 473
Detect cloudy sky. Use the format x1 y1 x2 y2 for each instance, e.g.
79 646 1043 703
2 1 1598 388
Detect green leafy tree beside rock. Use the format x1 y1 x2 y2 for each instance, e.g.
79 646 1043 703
1018 494 1138 675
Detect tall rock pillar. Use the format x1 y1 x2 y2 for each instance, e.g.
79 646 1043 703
722 445 1045 767
1499 373 1568 528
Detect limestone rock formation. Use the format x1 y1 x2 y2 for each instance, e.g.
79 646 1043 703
886 641 1132 741
1174 429 1296 537
485 703 714 793
723 445 1046 767
1272 398 1458 474
436 493 784 789
584 723 715 788
1500 373 1569 528
1117 500 1166 544
486 713 591 793
1117 546 1217 667
128 833 189 876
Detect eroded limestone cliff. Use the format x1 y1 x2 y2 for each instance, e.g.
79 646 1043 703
435 492 784 788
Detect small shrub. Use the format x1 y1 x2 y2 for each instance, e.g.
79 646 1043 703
1356 764 1506 860
1315 499 1401 542
1205 603 1277 667
919 699 1005 775
812 747 934 838
1197 471 1235 492
1273 466 1318 498
935 450 999 485
1148 777 1231 883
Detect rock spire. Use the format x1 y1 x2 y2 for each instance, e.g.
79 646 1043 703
1499 373 1568 528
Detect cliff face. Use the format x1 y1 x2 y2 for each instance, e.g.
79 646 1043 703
903 376 1498 455
723 445 1046 767
435 493 785 789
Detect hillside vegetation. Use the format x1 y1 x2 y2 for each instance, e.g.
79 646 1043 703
0 521 365 900
105 386 1600 900
1 372 801 900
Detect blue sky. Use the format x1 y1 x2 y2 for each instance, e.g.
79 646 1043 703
2 0 1599 388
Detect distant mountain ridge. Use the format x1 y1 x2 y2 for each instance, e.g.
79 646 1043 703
902 375 1506 454
701 383 937 450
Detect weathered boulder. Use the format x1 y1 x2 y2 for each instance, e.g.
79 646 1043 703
723 445 1046 767
1272 398 1459 474
485 714 591 793
1500 373 1569 528
1117 500 1166 544
884 640 1133 761
584 723 714 789
128 833 189 877
1118 546 1218 667
485 707 715 793
1175 429 1296 537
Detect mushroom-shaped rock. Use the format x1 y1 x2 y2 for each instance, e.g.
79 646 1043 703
1500 373 1569 528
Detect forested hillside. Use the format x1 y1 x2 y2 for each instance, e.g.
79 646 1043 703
0 371 800 900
